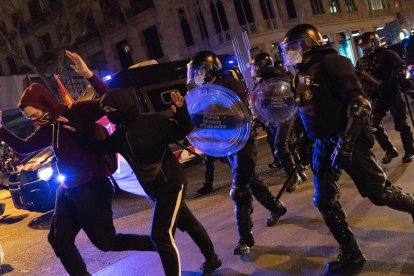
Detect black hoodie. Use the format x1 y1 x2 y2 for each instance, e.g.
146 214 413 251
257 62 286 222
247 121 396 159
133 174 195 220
82 88 194 196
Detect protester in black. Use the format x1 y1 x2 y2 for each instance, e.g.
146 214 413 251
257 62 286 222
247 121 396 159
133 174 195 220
356 32 414 164
281 24 414 273
63 89 221 276
187 51 288 255
0 51 156 276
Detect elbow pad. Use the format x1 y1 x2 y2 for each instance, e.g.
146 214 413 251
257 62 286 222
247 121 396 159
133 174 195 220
348 95 371 119
345 96 371 144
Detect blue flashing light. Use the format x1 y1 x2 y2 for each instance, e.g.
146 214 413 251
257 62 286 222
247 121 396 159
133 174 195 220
102 75 112 82
57 174 66 183
225 57 236 68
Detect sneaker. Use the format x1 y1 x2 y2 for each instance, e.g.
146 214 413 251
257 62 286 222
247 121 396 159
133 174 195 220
233 242 254 255
199 255 222 275
326 247 366 272
197 185 213 195
381 148 399 164
233 235 254 255
266 200 287 227
402 152 414 163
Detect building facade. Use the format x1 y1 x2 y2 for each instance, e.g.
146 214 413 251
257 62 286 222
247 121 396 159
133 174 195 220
1 0 413 78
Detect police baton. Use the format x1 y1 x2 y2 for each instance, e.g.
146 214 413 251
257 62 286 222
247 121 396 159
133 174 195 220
274 161 302 201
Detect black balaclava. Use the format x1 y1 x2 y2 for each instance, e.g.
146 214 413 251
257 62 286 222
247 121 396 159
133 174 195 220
100 88 140 125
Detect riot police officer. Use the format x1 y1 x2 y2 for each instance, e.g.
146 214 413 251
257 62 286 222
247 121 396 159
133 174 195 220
187 51 287 255
356 32 414 164
250 52 307 192
281 24 414 273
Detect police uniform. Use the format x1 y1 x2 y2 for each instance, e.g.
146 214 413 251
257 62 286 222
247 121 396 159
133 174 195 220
356 46 414 163
294 44 414 272
215 74 287 254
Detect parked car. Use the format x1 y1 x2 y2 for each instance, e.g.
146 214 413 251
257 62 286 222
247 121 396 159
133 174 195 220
8 147 60 212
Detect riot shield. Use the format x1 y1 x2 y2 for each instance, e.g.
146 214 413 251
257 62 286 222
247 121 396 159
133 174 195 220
185 84 251 157
251 77 297 125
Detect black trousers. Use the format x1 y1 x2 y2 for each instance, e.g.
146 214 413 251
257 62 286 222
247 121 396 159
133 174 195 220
228 136 279 242
48 178 155 276
148 185 216 276
371 92 414 153
312 137 414 250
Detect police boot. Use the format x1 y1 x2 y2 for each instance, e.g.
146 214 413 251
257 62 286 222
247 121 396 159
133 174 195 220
197 184 213 195
326 245 366 272
381 147 399 164
320 204 365 272
198 162 215 195
234 205 254 255
398 123 414 163
266 199 287 227
402 152 414 163
286 173 301 192
298 165 308 182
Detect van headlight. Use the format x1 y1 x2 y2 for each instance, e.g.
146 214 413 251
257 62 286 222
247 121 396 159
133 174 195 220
38 166 54 181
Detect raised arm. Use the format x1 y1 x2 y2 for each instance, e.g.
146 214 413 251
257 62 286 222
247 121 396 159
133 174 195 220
66 50 110 95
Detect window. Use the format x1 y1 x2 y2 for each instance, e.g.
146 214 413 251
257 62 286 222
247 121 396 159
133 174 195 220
28 0 42 23
285 0 297 19
143 26 164 59
233 0 254 26
370 0 384 10
177 8 194 47
328 0 341 13
310 0 325 14
24 44 35 63
344 0 357 11
115 40 133 69
259 0 275 19
209 0 229 33
196 10 209 40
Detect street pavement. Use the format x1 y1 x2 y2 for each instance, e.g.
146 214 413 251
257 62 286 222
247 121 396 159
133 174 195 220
0 112 414 276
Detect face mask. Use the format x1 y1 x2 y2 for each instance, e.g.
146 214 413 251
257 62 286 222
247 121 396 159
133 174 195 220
286 50 303 65
33 112 52 126
194 73 206 86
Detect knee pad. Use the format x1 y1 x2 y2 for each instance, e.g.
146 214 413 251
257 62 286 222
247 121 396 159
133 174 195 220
230 187 252 205
367 181 400 206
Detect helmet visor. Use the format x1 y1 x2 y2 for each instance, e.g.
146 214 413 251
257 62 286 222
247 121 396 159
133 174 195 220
187 63 212 85
250 64 261 78
281 39 305 68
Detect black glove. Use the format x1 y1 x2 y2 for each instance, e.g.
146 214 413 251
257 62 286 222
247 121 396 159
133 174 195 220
331 137 353 172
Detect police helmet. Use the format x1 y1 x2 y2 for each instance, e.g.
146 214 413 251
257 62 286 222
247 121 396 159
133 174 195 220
280 24 324 68
187 51 222 85
251 52 274 78
357 32 381 55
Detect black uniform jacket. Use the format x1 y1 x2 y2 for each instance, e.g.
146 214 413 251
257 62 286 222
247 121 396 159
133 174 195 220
294 46 368 140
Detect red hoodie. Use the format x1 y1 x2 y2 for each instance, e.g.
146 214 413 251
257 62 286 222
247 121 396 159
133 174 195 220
0 75 110 188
